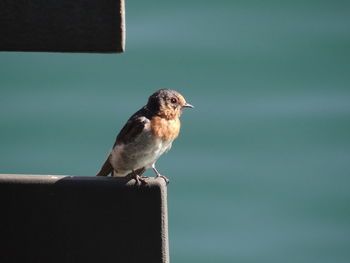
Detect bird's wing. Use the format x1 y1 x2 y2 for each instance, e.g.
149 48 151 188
114 107 152 146
96 107 152 176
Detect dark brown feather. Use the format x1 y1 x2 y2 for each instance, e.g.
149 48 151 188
96 155 113 176
114 106 154 146
97 107 154 177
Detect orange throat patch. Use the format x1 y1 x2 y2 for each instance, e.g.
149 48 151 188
151 116 181 141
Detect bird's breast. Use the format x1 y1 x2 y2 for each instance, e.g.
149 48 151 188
150 116 181 141
110 123 174 175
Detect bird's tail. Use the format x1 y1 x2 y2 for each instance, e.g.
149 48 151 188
96 155 113 176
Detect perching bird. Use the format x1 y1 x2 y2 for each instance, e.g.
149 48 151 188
96 89 193 184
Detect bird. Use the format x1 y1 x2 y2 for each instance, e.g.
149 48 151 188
96 89 193 184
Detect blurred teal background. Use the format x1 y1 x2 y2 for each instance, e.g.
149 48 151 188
1 0 350 262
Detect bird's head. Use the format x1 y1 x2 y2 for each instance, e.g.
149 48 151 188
147 89 193 119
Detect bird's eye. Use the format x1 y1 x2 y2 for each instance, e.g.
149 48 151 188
170 98 177 104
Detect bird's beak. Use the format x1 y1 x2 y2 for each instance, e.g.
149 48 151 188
183 103 194 109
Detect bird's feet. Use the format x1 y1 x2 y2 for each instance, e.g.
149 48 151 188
151 165 170 184
127 170 147 185
156 175 170 184
134 174 148 185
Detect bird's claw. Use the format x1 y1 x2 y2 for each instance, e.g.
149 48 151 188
134 174 147 185
126 172 147 185
156 175 170 185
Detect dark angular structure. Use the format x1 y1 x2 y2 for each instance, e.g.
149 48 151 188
0 0 125 53
0 174 169 263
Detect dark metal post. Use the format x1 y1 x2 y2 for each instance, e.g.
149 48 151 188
0 174 169 263
0 0 125 53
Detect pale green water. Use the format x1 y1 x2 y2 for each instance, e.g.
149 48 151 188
1 0 350 262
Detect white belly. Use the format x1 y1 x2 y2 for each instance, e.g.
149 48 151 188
110 130 172 177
